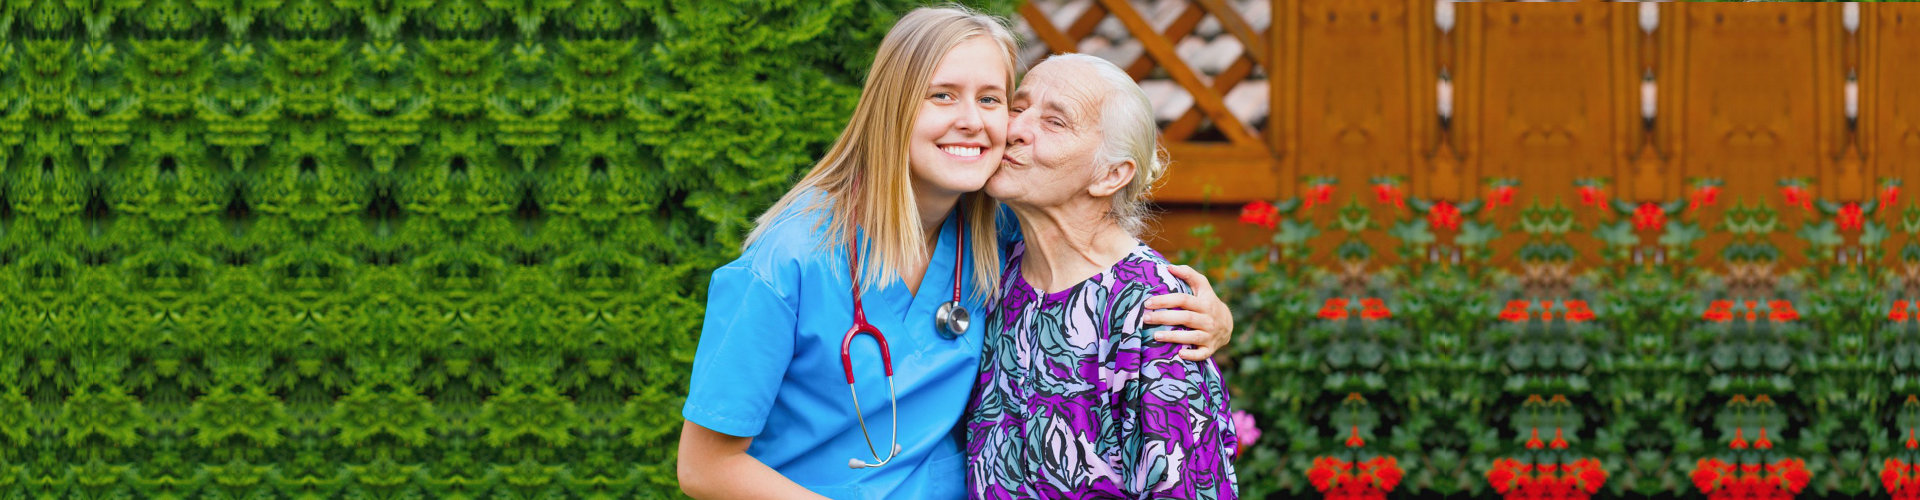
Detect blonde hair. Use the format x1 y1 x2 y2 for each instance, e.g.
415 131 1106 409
1044 53 1169 237
744 5 1018 300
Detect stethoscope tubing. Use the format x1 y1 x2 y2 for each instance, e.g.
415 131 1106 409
839 203 967 468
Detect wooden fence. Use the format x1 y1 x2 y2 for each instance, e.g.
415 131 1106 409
1017 0 1920 269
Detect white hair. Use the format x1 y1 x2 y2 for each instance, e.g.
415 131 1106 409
1043 53 1169 238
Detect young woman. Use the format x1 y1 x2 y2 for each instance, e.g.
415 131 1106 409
677 6 1234 499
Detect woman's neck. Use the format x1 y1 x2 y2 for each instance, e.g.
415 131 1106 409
1009 200 1133 294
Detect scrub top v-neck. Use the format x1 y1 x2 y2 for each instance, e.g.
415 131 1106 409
683 189 990 499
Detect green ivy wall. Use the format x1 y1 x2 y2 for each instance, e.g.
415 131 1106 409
0 0 1011 497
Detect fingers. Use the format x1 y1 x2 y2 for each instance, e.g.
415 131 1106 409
1153 328 1210 348
1143 293 1202 312
1165 265 1217 299
1144 309 1215 333
1176 346 1215 361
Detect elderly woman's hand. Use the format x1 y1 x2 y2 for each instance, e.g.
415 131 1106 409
1141 265 1233 361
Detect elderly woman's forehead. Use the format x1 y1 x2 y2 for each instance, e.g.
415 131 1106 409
1022 61 1107 108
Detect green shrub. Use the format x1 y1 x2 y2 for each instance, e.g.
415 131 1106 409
0 0 1010 497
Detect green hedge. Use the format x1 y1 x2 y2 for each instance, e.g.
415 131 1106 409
0 0 1009 497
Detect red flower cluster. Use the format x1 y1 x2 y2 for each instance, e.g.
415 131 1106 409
1886 182 1904 208
1486 457 1607 500
1895 300 1914 322
1691 457 1811 500
1320 299 1350 320
1429 200 1463 231
1489 184 1518 210
1838 202 1865 232
1702 300 1796 323
1577 185 1606 207
1360 298 1391 320
1564 301 1595 322
1500 300 1532 322
1241 200 1280 229
1307 455 1403 500
1885 457 1920 500
1767 300 1799 322
1632 202 1666 231
1373 182 1406 210
1499 300 1594 323
1704 300 1735 322
1691 183 1722 211
1320 298 1391 321
1305 182 1336 210
1780 184 1813 211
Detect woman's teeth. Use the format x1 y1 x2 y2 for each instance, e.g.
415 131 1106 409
942 146 981 157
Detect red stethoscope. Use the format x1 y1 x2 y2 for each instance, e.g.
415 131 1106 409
841 208 968 469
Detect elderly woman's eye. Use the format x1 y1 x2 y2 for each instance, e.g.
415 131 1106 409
1009 106 1025 114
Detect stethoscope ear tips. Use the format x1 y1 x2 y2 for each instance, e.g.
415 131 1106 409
849 458 866 469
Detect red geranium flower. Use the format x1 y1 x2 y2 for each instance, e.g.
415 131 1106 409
1320 299 1351 320
1429 200 1462 230
1704 300 1734 322
1305 182 1336 210
1240 200 1280 229
1768 300 1798 322
1882 457 1920 500
1373 183 1405 209
1563 301 1595 322
1501 300 1532 322
1489 185 1517 210
1489 456 1607 500
1838 202 1865 232
1781 185 1813 211
1885 183 1903 208
1578 185 1605 207
1360 298 1391 320
1309 454 1403 500
1633 202 1666 231
1691 184 1721 211
1893 300 1913 322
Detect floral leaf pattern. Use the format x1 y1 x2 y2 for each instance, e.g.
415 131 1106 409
966 241 1239 499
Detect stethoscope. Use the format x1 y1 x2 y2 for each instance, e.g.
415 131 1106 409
840 208 969 469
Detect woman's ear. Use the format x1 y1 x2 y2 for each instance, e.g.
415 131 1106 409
1088 158 1136 198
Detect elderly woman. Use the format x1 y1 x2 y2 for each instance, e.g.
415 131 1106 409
962 54 1240 499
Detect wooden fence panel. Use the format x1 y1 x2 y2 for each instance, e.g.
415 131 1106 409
1015 0 1904 269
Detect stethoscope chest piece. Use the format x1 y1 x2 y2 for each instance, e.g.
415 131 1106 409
935 300 969 339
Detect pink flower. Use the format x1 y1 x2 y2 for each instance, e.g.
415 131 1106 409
1231 410 1260 457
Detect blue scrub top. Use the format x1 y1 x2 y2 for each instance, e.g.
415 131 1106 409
683 189 1007 499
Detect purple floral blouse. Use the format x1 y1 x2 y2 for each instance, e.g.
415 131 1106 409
964 240 1239 499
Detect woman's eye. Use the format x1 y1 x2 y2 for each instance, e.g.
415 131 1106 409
979 96 1002 105
932 92 954 101
1009 106 1025 114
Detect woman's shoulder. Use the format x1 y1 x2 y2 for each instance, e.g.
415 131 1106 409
728 189 842 282
1111 241 1190 296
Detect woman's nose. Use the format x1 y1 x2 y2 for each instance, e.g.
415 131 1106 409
955 103 983 133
